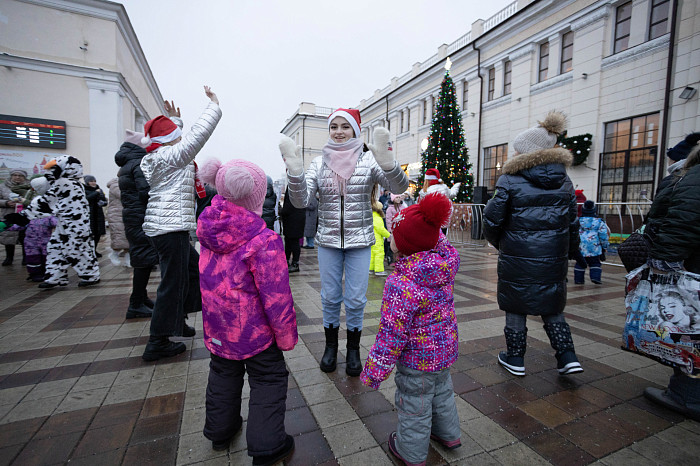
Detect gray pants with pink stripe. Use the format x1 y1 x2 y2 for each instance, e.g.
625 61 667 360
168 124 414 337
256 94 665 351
394 363 461 464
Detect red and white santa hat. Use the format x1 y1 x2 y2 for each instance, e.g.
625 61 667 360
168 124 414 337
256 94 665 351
424 168 441 186
328 108 361 138
141 116 182 152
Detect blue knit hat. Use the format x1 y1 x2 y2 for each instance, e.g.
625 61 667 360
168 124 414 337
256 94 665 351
582 200 596 216
667 132 700 162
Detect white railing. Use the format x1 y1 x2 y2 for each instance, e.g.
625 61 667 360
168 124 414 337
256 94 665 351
483 1 518 33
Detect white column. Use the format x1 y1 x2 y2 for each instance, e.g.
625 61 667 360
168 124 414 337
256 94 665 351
85 78 124 185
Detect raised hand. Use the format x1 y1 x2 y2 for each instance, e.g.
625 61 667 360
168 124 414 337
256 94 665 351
204 86 219 105
164 100 180 118
279 136 303 176
367 127 395 171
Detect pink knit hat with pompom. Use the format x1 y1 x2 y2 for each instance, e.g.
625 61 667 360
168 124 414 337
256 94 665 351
199 158 267 216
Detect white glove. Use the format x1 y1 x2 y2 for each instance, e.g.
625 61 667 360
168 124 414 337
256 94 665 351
368 127 395 171
279 136 303 176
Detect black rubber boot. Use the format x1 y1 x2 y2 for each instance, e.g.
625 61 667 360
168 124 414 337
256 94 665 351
320 324 339 372
497 327 527 376
142 336 186 361
346 328 362 377
543 322 583 375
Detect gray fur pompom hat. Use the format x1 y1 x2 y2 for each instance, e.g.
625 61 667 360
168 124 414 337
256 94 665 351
513 111 567 154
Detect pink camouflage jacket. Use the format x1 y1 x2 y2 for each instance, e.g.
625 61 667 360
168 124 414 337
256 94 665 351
361 234 460 389
198 195 298 360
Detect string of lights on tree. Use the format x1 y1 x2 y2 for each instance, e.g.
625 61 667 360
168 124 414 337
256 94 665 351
417 58 473 202
557 132 593 166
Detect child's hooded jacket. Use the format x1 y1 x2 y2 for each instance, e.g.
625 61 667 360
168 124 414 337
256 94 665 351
361 234 460 389
198 195 298 360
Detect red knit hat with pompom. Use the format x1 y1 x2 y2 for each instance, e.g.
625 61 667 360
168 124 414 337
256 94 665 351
391 192 452 256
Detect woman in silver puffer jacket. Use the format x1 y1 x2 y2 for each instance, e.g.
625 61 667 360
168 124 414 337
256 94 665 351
281 108 408 376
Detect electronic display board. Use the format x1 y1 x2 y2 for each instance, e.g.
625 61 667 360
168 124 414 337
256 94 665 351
0 114 66 149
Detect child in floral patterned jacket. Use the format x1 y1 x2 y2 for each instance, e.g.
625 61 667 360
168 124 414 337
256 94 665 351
360 193 461 466
197 158 297 465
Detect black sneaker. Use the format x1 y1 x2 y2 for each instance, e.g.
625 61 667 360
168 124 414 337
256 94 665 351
252 435 294 466
142 337 186 361
497 351 525 376
126 305 153 319
78 279 100 287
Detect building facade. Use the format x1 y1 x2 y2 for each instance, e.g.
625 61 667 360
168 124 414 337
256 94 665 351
281 0 699 204
0 0 164 185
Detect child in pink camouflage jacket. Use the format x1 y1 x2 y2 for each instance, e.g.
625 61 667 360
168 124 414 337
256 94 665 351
197 158 297 465
360 193 461 466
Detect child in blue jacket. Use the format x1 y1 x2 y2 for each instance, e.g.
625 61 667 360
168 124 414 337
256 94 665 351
575 200 609 284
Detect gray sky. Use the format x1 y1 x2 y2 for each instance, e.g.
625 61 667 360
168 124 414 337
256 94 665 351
119 0 515 179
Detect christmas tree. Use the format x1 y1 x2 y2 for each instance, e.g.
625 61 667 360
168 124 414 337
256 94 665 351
417 59 473 202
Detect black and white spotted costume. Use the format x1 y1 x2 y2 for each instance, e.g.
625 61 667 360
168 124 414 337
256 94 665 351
28 156 100 285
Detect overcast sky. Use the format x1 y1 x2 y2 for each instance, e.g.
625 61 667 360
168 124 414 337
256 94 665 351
118 0 515 179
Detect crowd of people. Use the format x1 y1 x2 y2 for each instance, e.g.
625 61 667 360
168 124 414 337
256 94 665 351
1 98 699 464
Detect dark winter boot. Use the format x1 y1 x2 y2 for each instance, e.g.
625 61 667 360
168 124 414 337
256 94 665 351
142 336 186 361
497 328 527 376
320 324 339 373
144 296 155 308
590 266 602 284
346 328 363 377
573 264 585 284
288 262 300 273
126 304 152 319
543 322 583 375
2 245 14 266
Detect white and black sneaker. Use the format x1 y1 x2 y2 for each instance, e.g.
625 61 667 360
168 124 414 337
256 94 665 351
497 351 525 376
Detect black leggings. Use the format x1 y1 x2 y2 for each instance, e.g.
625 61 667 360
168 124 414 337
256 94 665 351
284 236 301 264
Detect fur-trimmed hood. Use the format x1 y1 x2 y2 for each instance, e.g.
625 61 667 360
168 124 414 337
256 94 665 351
501 147 572 190
684 143 700 171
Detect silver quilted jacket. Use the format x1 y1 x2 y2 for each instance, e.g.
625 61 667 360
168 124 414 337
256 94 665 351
141 102 222 237
287 151 409 249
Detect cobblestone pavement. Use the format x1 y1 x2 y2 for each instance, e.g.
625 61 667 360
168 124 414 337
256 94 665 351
1 243 699 465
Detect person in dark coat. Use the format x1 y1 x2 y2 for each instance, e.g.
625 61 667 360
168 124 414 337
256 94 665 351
303 194 318 248
279 186 305 273
484 111 583 377
83 175 107 257
261 176 277 230
115 130 157 319
643 134 700 421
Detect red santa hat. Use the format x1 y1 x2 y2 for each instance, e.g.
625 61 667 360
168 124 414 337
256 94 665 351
141 116 182 152
424 168 441 186
391 193 452 256
328 108 361 138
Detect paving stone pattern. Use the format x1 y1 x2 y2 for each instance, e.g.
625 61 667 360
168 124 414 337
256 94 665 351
1 243 699 465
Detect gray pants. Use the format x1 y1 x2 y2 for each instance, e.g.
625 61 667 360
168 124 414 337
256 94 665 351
394 363 460 464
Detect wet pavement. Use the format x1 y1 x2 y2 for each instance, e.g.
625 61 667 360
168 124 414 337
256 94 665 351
0 242 698 465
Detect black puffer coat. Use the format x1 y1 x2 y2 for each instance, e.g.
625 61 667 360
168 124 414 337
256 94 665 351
84 183 107 237
115 142 158 268
484 148 579 316
649 149 700 274
262 176 277 230
280 187 305 238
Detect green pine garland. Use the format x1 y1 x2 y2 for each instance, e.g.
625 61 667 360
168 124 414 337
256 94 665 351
557 132 593 166
417 70 473 202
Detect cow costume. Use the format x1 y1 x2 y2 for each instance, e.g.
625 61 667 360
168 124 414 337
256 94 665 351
26 156 100 288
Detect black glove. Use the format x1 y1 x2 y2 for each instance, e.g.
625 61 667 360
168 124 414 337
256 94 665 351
4 212 29 227
600 250 606 262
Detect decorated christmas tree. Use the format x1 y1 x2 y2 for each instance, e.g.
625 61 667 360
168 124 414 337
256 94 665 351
417 58 473 202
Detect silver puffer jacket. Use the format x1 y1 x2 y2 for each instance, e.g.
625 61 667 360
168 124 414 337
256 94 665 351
141 102 222 237
287 151 409 249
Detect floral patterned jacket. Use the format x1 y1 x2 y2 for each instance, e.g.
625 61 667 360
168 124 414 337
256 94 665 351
198 195 298 360
361 234 460 389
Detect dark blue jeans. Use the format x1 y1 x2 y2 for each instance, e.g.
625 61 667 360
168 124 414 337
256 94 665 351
149 231 200 336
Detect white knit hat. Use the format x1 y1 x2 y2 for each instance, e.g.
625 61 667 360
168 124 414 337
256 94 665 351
513 111 567 154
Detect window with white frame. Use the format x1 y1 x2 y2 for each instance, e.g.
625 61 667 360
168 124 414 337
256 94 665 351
560 31 573 73
422 99 428 125
503 61 512 96
538 42 549 82
614 1 632 53
487 68 495 101
483 144 508 191
462 81 469 110
649 0 670 40
400 110 404 133
406 108 411 132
